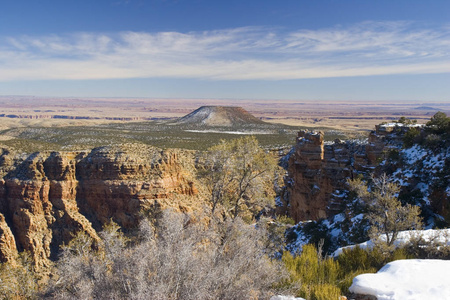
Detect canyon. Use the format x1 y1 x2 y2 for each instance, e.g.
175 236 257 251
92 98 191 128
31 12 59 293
0 145 200 270
0 106 448 274
285 123 430 222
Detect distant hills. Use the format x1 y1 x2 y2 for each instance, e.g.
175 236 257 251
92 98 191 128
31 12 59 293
174 106 266 127
414 106 437 110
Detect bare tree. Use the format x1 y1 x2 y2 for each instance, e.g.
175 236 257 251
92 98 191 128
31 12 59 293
348 174 423 253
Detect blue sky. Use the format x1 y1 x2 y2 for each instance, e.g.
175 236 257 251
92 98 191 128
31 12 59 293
0 0 449 101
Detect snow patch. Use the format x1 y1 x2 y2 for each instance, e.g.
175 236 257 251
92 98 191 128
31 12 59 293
270 296 305 300
185 130 270 135
350 259 450 300
333 228 450 257
402 144 427 165
351 213 364 223
333 213 345 223
379 123 424 128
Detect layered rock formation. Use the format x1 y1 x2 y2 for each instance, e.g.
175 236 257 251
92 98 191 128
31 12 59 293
286 125 404 223
0 145 200 269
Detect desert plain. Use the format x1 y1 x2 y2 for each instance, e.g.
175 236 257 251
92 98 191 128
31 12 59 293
1 96 449 152
2 96 449 129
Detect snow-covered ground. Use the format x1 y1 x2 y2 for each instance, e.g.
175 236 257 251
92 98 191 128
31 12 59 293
184 129 271 135
287 136 449 255
270 296 305 300
390 144 450 212
344 227 450 299
378 123 425 128
349 259 450 300
332 228 450 257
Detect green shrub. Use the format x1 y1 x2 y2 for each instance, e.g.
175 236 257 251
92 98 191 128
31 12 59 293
337 246 372 272
0 252 40 299
334 245 411 293
391 247 410 261
403 127 421 148
310 283 342 300
338 245 410 272
337 268 377 293
277 215 296 226
282 244 412 299
282 244 342 300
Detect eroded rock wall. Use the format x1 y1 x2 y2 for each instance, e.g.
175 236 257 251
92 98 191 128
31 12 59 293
286 124 424 223
0 145 200 269
286 130 384 222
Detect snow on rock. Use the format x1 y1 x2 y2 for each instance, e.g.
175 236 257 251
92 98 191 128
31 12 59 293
332 228 450 257
378 123 424 129
383 142 449 226
287 210 369 255
349 259 450 300
401 144 428 165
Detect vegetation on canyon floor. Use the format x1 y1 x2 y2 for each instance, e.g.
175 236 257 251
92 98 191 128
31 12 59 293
0 118 354 153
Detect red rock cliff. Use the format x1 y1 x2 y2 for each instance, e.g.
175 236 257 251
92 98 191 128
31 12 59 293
286 131 376 222
0 145 199 270
286 125 420 223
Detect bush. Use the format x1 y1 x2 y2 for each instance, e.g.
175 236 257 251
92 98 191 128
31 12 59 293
310 283 342 300
44 210 285 299
0 252 40 299
403 231 450 259
424 133 443 149
338 245 410 271
282 244 342 300
426 111 450 135
403 127 421 148
337 246 374 272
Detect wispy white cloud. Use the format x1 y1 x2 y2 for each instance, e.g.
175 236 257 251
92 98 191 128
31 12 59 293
0 21 449 81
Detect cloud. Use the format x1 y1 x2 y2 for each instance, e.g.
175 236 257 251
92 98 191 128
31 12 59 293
0 21 449 81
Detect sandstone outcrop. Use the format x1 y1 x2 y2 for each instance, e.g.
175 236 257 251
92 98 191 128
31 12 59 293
0 213 17 263
286 125 404 222
0 145 200 270
287 131 362 222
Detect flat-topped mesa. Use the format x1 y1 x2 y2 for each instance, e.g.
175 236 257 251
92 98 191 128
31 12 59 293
174 106 266 127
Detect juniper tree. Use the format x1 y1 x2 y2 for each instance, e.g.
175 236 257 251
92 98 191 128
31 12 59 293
200 136 282 220
427 111 450 135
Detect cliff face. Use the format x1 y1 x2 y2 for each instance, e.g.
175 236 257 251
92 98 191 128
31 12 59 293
286 123 447 223
286 129 388 223
0 145 199 269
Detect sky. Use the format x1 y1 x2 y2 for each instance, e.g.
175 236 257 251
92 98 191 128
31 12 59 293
0 0 449 101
